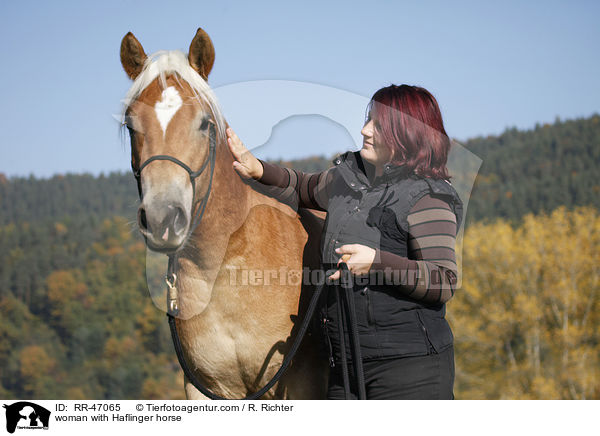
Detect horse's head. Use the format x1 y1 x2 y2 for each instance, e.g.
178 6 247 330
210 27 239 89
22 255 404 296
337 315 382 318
120 29 226 253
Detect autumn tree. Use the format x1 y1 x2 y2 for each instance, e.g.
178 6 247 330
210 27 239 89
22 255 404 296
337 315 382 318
450 206 600 399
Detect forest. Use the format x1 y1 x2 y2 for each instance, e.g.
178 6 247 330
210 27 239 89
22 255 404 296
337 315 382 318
0 114 598 399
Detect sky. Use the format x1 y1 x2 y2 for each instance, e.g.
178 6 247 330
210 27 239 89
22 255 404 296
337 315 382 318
0 0 598 178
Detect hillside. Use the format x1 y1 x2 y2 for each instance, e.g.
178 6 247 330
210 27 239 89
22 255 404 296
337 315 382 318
463 114 600 225
2 113 598 227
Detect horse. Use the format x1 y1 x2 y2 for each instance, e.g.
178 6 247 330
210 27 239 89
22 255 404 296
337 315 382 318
119 28 328 399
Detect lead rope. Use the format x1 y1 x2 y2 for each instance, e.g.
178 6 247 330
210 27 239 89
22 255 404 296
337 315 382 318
335 285 351 399
168 261 366 399
336 263 366 400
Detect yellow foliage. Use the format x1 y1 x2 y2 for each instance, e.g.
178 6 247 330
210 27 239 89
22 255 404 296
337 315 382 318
54 222 67 236
103 337 121 361
19 346 56 395
20 346 55 378
46 270 87 304
65 386 88 400
141 373 186 400
103 336 138 368
450 206 600 399
141 378 163 399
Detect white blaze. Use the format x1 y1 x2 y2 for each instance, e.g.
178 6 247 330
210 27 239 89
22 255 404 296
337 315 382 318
154 86 183 135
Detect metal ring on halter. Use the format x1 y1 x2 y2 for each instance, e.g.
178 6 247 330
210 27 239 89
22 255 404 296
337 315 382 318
165 273 177 289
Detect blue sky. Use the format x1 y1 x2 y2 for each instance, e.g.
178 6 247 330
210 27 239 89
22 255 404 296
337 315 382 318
1 0 598 177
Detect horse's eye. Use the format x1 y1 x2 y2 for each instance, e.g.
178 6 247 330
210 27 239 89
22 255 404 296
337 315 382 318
199 116 215 131
126 124 135 138
124 115 135 133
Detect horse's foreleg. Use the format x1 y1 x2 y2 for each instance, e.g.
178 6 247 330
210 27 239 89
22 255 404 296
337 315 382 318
184 375 211 400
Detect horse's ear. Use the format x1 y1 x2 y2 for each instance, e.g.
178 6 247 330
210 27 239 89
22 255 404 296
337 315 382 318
120 32 147 80
188 28 215 81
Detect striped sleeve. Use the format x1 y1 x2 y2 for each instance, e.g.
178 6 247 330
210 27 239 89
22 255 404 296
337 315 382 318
257 159 333 211
370 194 458 305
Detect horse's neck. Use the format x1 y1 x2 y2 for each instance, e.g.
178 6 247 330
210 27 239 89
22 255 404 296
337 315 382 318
173 143 281 318
182 143 252 262
186 144 299 260
175 140 316 320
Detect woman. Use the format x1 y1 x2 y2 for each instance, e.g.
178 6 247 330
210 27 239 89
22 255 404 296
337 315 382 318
226 84 463 400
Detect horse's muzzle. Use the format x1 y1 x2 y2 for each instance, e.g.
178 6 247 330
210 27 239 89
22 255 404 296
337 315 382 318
138 201 189 252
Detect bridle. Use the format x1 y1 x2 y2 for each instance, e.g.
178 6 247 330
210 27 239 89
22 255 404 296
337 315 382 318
132 121 217 240
131 121 217 315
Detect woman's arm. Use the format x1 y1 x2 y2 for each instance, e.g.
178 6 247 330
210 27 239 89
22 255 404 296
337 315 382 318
371 194 458 305
258 159 333 211
226 127 333 211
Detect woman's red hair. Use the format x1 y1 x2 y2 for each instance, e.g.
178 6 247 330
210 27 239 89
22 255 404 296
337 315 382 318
367 84 451 180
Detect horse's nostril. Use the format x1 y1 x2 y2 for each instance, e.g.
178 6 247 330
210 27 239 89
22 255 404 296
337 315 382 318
173 207 188 235
138 208 149 232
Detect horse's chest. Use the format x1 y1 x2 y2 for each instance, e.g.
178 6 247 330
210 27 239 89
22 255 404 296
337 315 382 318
182 316 276 383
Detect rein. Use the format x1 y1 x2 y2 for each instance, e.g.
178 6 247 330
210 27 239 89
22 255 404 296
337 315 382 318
334 277 366 399
133 122 365 399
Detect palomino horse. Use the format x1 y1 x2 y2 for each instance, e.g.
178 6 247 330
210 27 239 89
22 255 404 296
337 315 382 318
120 28 328 399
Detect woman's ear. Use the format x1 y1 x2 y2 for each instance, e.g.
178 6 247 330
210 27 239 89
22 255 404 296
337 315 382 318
188 27 215 81
120 32 147 80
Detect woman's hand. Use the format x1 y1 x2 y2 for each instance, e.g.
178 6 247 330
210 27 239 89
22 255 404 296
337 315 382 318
226 127 264 180
327 244 376 281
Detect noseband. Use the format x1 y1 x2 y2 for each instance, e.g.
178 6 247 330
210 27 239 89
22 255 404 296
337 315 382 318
132 121 217 239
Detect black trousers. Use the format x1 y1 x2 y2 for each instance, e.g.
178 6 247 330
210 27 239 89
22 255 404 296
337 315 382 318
327 345 455 400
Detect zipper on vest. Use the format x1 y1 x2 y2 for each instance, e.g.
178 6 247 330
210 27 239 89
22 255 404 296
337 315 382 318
416 310 436 354
322 317 335 367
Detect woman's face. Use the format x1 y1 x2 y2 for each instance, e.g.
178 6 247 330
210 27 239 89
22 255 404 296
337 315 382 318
360 117 393 168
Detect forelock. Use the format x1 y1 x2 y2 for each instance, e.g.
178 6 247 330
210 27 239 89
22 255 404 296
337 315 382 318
121 50 225 141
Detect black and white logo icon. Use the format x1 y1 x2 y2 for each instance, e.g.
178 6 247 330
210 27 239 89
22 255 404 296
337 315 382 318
3 402 50 434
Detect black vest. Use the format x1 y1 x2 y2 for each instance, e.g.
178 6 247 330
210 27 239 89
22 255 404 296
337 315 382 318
318 151 464 364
